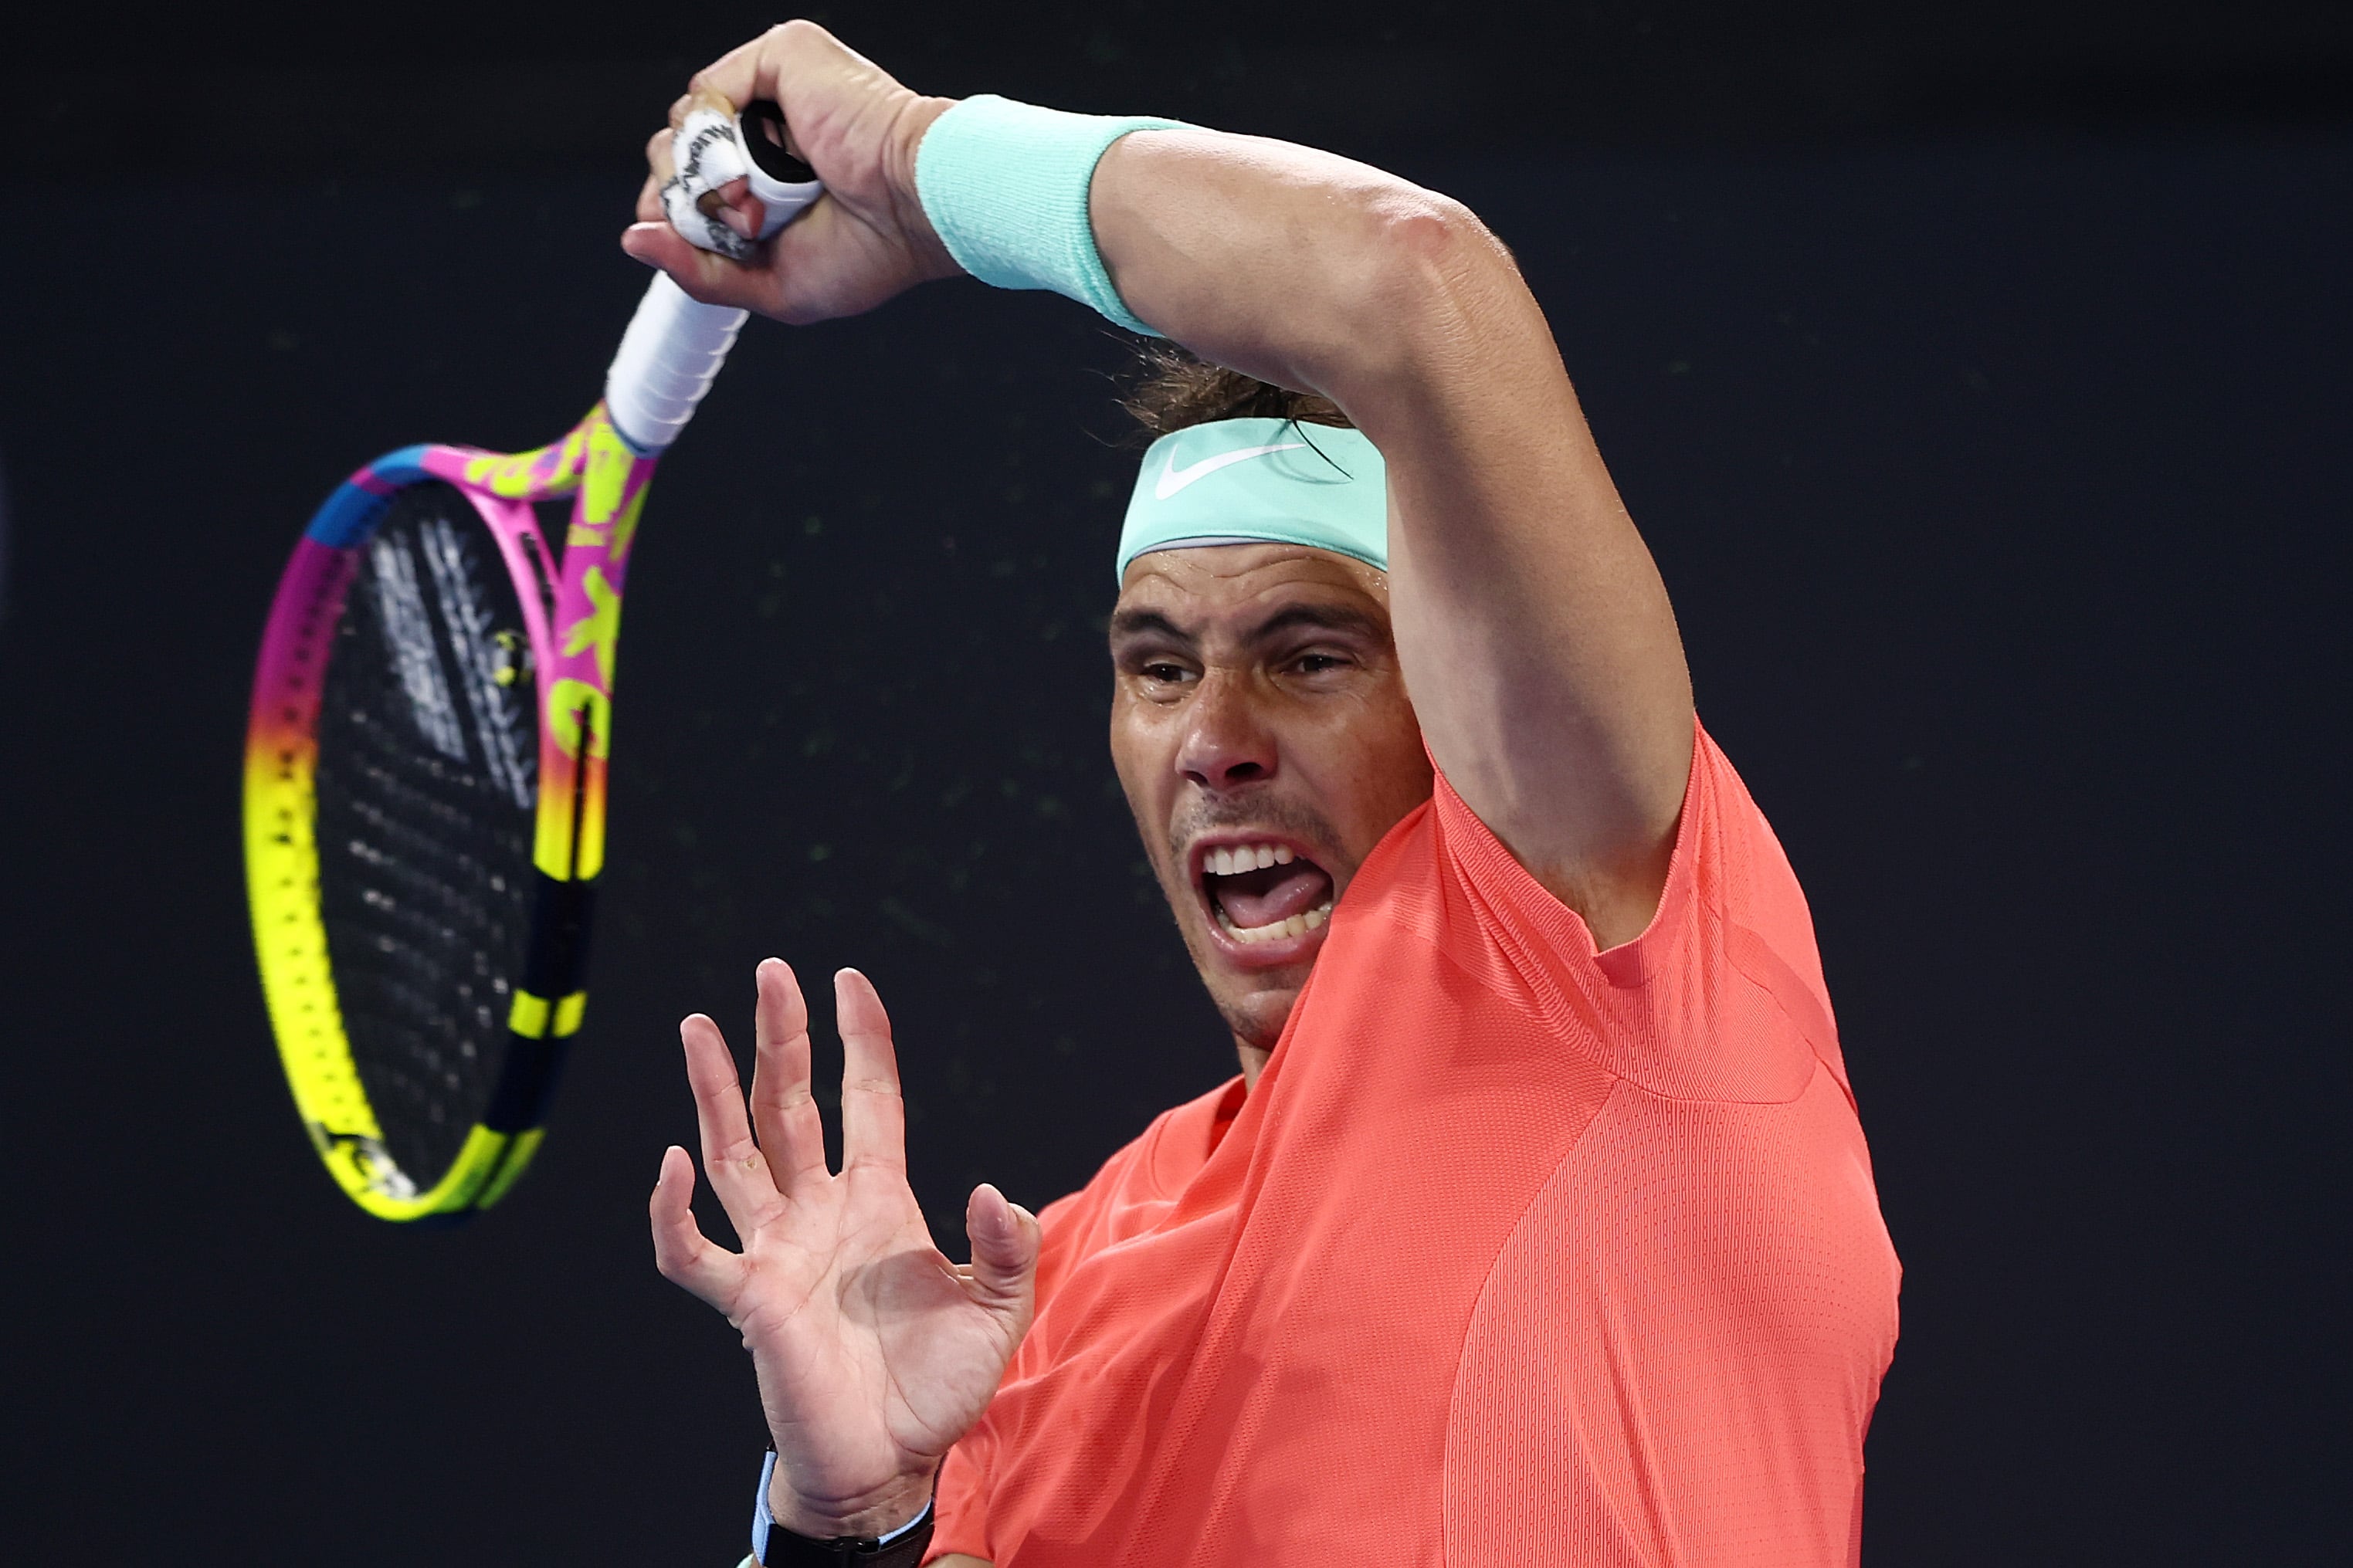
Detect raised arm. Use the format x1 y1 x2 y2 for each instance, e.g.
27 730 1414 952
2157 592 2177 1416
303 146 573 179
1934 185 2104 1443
1086 136 1693 947
623 30 1690 939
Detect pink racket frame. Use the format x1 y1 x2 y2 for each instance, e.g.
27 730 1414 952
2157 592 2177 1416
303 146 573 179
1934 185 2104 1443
244 276 748 1220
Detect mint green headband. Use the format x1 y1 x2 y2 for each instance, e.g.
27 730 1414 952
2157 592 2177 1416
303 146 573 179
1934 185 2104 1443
1115 418 1388 585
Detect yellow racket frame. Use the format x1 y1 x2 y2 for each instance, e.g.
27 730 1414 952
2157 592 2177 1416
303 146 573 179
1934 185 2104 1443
245 409 649 1220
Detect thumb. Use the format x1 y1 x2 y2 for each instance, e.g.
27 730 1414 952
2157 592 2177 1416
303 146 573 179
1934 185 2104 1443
964 1182 1040 1309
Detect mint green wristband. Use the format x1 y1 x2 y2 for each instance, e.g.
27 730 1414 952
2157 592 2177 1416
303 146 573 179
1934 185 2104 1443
914 94 1185 336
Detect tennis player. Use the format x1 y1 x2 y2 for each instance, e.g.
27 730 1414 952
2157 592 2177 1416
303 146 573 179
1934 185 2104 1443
631 22 1900 1568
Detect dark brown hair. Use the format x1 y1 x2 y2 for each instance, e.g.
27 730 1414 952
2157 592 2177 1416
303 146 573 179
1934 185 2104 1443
1120 344 1355 439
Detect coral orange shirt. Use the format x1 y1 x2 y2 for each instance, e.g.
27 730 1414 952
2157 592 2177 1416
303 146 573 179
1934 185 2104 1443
928 722 1900 1566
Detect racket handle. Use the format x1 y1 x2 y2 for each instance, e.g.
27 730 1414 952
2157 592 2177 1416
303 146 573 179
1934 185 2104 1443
604 273 747 454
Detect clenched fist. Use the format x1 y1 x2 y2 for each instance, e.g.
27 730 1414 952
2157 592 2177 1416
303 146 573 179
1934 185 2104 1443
622 21 961 325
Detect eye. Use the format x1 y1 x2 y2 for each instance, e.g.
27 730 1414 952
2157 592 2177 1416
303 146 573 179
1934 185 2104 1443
1140 660 1195 686
1289 651 1353 677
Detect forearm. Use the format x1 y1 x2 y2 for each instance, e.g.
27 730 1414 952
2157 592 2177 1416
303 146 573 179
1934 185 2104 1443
1085 130 1543 436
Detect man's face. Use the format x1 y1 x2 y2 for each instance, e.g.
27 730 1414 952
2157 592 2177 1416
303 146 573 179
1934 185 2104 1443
1108 543 1434 1062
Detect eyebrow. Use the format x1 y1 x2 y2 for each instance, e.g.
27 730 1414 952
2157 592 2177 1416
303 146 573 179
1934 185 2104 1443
1107 607 1192 645
1246 603 1387 644
1106 601 1388 649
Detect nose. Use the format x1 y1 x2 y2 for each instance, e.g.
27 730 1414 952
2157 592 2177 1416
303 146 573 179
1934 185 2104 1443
1175 670 1277 791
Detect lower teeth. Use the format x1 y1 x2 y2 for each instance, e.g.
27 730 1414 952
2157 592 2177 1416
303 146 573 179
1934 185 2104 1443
1217 899 1334 943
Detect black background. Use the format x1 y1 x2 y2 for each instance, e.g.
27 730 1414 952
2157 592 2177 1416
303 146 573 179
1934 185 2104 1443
2 2 2345 1562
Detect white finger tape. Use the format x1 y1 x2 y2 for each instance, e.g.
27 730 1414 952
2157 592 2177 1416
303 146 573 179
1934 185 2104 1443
663 106 825 262
679 104 753 188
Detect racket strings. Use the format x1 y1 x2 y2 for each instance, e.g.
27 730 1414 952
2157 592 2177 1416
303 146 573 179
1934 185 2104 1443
314 486 539 1187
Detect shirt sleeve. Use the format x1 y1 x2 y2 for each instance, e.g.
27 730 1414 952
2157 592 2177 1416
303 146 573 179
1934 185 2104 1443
1421 716 1848 1100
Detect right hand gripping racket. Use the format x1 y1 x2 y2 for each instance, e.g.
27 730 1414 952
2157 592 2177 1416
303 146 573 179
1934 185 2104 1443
244 109 815 1221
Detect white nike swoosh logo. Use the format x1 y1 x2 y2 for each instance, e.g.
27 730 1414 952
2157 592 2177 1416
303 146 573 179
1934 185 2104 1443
1154 442 1308 500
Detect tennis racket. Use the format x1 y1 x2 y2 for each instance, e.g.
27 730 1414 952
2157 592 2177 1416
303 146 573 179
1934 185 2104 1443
245 107 816 1221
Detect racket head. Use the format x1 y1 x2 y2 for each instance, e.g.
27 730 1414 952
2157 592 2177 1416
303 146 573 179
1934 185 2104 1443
245 411 646 1221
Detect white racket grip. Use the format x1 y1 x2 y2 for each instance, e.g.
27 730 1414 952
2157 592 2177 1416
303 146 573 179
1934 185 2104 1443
604 273 748 454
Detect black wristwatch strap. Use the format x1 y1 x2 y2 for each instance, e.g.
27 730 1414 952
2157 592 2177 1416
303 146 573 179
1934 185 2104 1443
756 1505 934 1568
751 1451 937 1568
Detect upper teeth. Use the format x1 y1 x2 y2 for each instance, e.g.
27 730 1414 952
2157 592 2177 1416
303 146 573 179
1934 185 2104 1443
1205 843 1296 877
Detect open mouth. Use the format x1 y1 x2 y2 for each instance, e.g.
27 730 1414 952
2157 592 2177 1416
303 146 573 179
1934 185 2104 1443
1196 839 1337 947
